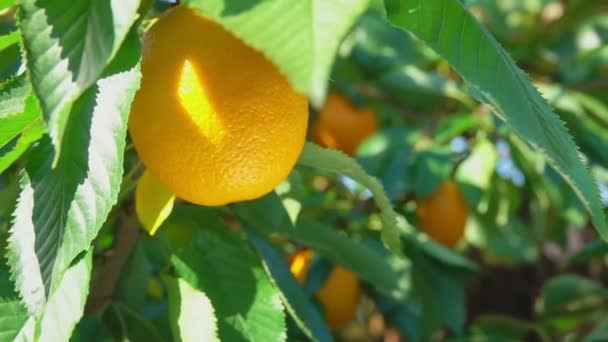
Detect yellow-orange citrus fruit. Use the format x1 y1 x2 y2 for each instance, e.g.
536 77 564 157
288 250 362 329
288 249 315 284
313 93 378 155
416 180 469 247
128 6 308 206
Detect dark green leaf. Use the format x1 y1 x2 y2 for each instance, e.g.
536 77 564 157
171 212 286 342
567 240 608 267
233 193 411 301
246 229 334 342
411 252 466 337
583 317 608 342
536 275 608 319
411 147 452 197
298 142 401 254
471 314 548 341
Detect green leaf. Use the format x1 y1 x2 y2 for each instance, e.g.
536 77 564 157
388 0 608 239
6 37 141 315
18 0 141 162
411 147 452 197
0 31 19 53
411 252 466 337
0 299 28 342
572 92 608 126
0 75 29 118
357 127 420 200
246 230 334 342
14 251 92 342
467 215 539 264
233 193 410 301
377 66 474 107
0 75 45 173
184 0 370 105
171 210 286 342
0 94 45 174
297 142 401 254
471 314 549 341
35 251 92 342
536 275 608 318
164 275 219 342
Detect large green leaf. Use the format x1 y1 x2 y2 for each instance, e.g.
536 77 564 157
0 299 28 342
6 36 141 315
184 0 370 105
164 275 219 342
14 251 92 342
171 209 286 342
388 0 607 239
246 230 333 342
18 0 140 161
297 142 401 254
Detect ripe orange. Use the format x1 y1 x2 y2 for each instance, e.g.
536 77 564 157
416 180 469 247
288 249 362 329
312 93 378 155
128 6 308 206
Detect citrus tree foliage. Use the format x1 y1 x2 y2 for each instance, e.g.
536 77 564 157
0 0 606 341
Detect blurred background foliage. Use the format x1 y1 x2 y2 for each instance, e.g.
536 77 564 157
1 0 608 341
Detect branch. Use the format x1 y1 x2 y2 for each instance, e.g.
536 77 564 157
85 213 141 315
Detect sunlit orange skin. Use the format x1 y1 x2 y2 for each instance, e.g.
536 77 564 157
416 180 469 247
313 93 378 155
288 250 362 329
128 6 308 206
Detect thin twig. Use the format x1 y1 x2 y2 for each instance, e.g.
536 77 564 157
85 213 141 314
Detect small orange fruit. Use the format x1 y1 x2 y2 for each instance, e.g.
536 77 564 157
416 180 469 247
128 6 308 206
288 249 362 329
313 93 378 155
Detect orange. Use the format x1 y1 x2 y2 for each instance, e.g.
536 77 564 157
312 93 378 155
288 249 315 284
416 180 469 247
288 249 362 329
128 6 308 206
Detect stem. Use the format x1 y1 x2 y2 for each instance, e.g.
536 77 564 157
111 301 165 342
85 213 141 314
111 303 129 340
